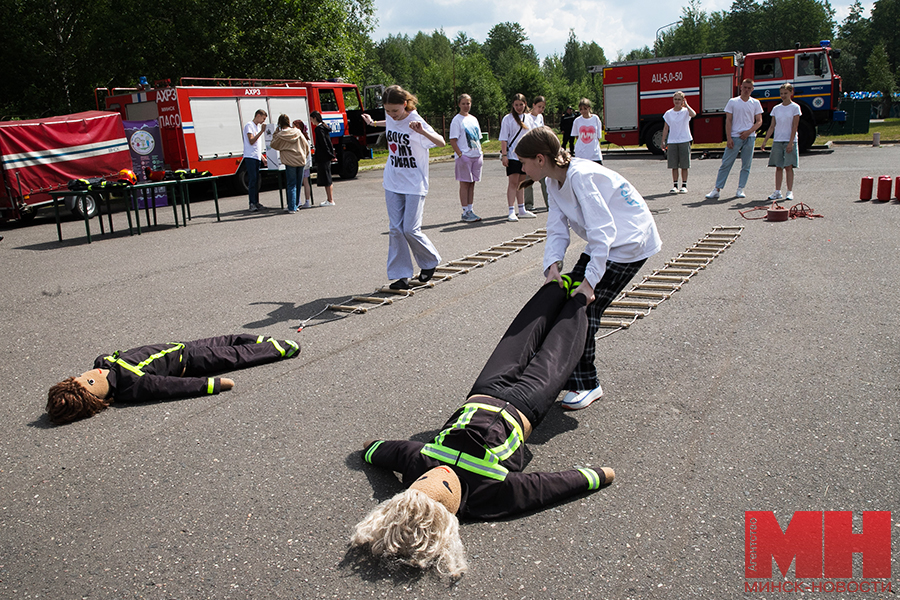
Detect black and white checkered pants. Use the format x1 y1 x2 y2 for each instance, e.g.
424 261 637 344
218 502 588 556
564 253 647 391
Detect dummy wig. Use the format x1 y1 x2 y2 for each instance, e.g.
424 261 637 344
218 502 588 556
350 489 468 577
46 377 111 424
516 126 572 168
383 85 418 113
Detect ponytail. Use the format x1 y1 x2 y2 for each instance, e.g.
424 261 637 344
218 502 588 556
515 126 570 168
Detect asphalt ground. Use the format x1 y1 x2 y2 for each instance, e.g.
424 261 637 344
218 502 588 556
1 144 898 599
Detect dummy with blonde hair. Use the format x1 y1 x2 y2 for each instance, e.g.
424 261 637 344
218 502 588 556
353 283 616 578
350 488 468 576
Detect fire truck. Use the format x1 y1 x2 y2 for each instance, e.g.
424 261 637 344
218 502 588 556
97 78 372 190
591 42 842 154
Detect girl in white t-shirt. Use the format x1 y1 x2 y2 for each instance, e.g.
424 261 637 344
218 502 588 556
572 98 603 163
362 86 445 290
499 93 537 221
449 94 483 223
524 95 549 210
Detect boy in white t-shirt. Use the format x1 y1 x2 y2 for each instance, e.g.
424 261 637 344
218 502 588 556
705 79 763 199
760 83 802 201
449 94 484 223
661 91 696 194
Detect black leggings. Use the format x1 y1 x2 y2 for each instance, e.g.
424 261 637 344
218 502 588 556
468 284 589 427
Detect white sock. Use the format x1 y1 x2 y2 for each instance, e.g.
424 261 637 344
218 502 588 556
517 203 526 213
466 204 473 213
508 206 515 215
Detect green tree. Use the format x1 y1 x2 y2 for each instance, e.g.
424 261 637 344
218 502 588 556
869 0 900 73
483 22 539 74
865 43 896 116
758 0 835 50
562 30 586 84
833 0 871 91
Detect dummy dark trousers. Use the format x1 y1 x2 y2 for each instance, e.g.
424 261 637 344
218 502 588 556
182 334 290 375
468 283 589 427
564 253 647 390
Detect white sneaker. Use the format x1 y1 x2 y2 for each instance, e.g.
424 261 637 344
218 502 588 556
786 191 794 200
561 385 603 410
507 212 519 222
299 201 311 209
736 188 746 198
768 190 782 200
705 189 720 199
320 200 335 206
678 186 688 194
670 186 679 194
517 209 537 219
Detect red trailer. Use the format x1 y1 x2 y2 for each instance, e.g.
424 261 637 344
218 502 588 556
0 111 131 221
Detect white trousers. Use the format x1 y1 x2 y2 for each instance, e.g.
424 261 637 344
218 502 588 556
385 190 441 280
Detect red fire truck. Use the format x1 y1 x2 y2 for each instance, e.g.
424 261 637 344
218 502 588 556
97 78 372 189
592 43 842 154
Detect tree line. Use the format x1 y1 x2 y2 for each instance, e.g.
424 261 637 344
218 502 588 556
0 0 896 122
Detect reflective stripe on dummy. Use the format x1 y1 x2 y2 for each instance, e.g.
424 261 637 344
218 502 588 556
103 343 185 377
420 402 526 482
206 378 215 394
577 467 602 490
364 440 384 464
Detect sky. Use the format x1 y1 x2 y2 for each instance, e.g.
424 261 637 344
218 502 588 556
369 0 874 62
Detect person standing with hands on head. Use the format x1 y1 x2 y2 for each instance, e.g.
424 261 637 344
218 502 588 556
499 94 537 222
760 83 801 202
269 114 310 213
662 91 696 194
310 111 336 206
572 98 603 164
705 79 763 199
362 85 444 291
524 96 549 211
449 94 483 223
516 126 662 411
243 109 268 212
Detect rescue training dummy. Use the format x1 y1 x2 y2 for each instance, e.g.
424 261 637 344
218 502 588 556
46 334 300 424
350 282 615 577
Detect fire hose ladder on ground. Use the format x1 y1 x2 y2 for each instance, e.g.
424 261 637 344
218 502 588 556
296 230 550 330
595 225 744 337
296 226 744 334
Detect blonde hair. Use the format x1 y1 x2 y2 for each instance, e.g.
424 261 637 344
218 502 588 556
780 82 794 92
673 91 685 100
458 93 472 103
383 85 418 113
350 489 468 577
515 126 571 168
578 97 592 110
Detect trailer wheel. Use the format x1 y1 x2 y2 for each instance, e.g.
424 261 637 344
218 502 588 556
339 152 359 179
68 195 98 219
798 120 816 153
17 206 38 223
645 122 665 155
235 167 262 194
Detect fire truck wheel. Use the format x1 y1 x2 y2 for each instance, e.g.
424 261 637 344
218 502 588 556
235 168 262 194
645 122 665 155
339 153 359 179
797 120 816 153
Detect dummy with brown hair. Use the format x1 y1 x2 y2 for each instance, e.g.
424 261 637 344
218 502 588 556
47 377 111 424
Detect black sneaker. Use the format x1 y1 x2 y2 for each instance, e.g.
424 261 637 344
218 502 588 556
418 268 436 282
389 278 410 290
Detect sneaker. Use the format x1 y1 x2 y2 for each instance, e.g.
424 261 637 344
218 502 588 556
786 191 794 200
678 186 688 194
705 189 720 199
249 204 260 212
320 200 335 206
299 201 311 209
517 209 537 219
507 212 519 222
670 185 679 194
768 190 782 200
256 203 268 210
462 211 481 223
389 278 410 290
418 267 435 283
284 340 301 358
735 188 746 198
561 385 604 410
284 208 295 213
